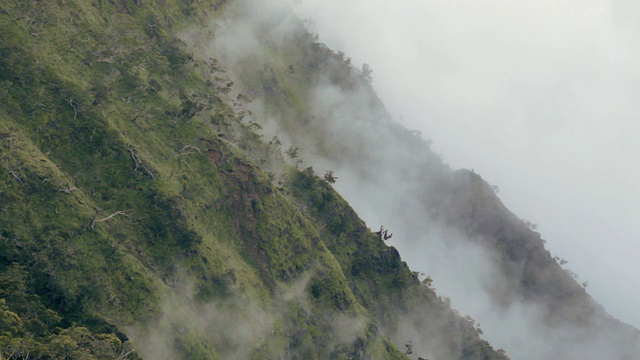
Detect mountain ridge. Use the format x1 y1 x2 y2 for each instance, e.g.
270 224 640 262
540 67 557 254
197 0 640 357
0 0 509 358
1 0 638 358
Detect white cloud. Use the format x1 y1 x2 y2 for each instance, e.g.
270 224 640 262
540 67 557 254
293 0 640 335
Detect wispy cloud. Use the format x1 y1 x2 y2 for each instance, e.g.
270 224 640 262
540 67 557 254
184 0 640 357
293 0 640 335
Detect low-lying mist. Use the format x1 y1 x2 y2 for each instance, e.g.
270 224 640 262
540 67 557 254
292 0 640 333
182 0 640 357
132 270 368 359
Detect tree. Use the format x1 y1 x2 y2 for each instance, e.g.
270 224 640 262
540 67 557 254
269 136 282 148
553 256 568 266
375 225 393 241
361 63 372 82
285 146 299 160
405 341 413 355
323 170 337 184
303 166 315 177
522 219 538 230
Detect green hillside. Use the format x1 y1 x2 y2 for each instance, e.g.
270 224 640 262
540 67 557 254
0 1 509 359
196 0 640 358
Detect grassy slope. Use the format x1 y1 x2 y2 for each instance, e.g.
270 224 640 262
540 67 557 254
0 0 510 359
286 168 508 360
213 1 640 356
0 1 390 358
190 3 509 358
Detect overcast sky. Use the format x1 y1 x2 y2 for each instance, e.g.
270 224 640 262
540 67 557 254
291 0 640 329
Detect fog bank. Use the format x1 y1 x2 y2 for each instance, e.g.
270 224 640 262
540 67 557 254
292 0 640 330
193 0 640 357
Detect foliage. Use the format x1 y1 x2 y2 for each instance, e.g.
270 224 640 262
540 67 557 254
0 0 512 358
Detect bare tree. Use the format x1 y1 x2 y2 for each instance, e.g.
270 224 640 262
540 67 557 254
375 225 393 241
90 211 129 230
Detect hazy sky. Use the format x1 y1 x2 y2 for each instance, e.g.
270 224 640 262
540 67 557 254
291 0 640 329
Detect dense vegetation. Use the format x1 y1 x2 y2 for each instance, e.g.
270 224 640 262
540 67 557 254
200 1 640 358
0 0 510 359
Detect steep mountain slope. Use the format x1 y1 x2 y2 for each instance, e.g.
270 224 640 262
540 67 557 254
0 1 508 359
197 0 640 358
